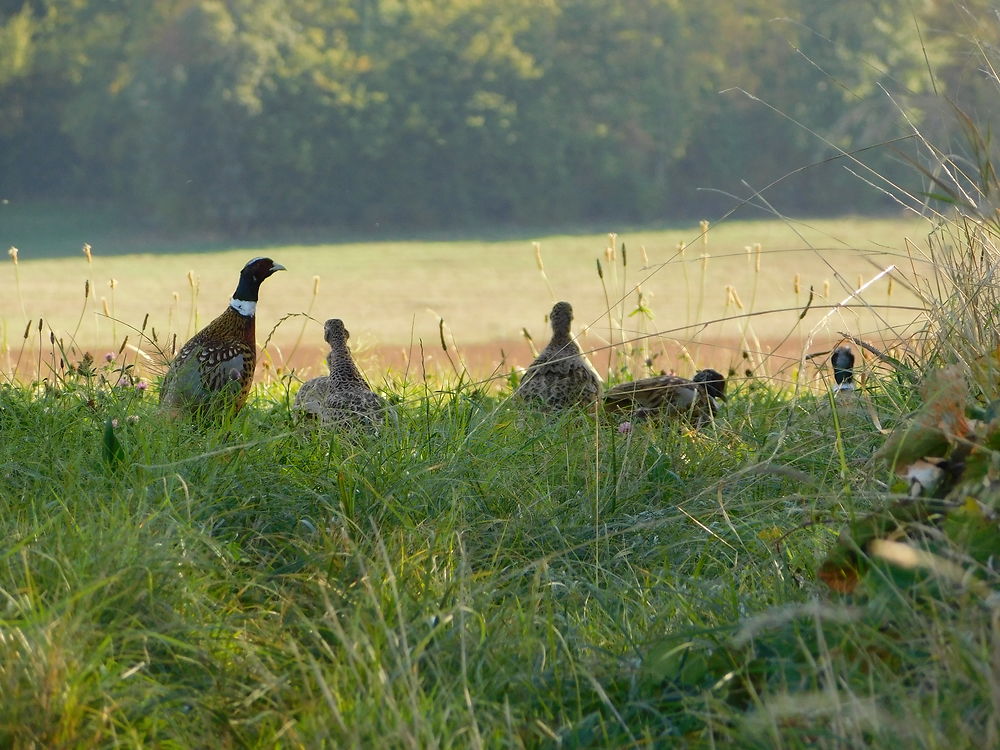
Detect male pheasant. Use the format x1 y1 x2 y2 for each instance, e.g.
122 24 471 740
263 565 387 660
514 301 601 410
603 369 726 426
830 346 856 394
293 318 389 428
160 257 285 418
824 344 870 426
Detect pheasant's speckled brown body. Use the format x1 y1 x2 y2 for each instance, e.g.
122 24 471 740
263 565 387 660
294 319 388 428
160 257 285 418
515 301 601 410
603 369 726 426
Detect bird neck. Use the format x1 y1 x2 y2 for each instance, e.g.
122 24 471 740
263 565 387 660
328 344 364 382
833 370 854 387
549 329 573 347
229 298 257 317
232 273 263 305
331 341 351 360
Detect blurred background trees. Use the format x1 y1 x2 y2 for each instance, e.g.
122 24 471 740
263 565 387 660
0 0 992 232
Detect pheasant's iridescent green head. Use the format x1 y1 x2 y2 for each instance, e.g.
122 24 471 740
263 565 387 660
324 319 349 346
549 301 574 338
233 257 286 303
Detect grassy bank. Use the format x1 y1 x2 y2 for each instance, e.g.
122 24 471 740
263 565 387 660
3 195 998 747
1 328 997 747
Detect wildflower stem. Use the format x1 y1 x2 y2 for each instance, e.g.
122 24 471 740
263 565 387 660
9 246 26 320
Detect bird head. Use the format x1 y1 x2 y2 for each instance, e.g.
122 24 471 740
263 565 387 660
693 369 727 401
233 257 286 302
324 318 349 345
549 301 574 337
831 347 855 389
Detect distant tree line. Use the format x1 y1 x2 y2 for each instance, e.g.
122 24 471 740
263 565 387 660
0 0 995 232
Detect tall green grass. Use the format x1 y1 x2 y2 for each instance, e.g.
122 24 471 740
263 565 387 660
2 191 998 749
1 350 906 747
4 18 1000 750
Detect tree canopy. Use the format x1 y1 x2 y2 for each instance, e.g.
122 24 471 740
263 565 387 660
0 0 994 231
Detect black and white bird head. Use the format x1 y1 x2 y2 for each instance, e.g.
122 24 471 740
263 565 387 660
831 347 856 392
230 257 285 315
692 368 727 401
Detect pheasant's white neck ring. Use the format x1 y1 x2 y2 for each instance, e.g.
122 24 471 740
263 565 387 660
230 298 257 317
833 382 856 392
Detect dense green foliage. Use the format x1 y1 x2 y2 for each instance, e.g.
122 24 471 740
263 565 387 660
1 0 992 231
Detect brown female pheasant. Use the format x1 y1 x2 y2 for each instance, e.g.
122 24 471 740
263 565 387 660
603 369 726 426
514 301 602 410
160 257 285 418
293 318 389 428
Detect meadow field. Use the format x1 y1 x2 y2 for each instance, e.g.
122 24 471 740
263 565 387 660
5 1 1000 744
2 207 931 387
2 200 999 747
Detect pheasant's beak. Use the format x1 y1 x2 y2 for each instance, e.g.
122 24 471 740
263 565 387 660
270 263 286 273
